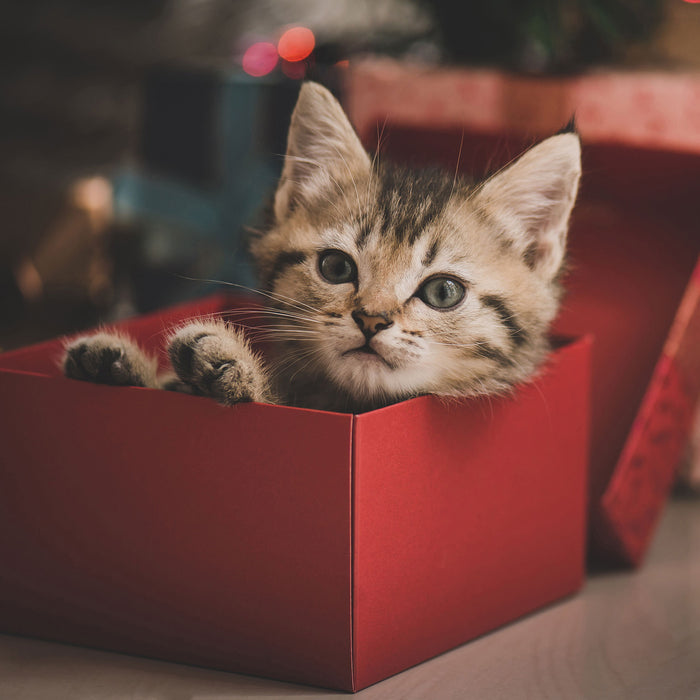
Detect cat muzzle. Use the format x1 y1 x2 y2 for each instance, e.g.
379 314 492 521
342 341 393 368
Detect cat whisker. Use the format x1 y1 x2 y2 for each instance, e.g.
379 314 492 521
243 224 265 237
451 129 465 195
246 322 317 330
286 350 322 386
249 328 319 338
268 346 316 367
243 318 320 331
240 328 318 338
464 137 536 205
268 347 319 380
365 118 387 215
140 311 236 345
248 327 322 341
428 339 486 349
328 144 363 213
255 340 318 347
223 306 317 319
248 336 319 346
141 305 324 348
175 275 324 316
249 284 326 316
223 307 326 325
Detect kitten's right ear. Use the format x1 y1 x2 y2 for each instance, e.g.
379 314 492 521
274 82 371 221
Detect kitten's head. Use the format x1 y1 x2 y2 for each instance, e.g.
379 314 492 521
252 82 581 408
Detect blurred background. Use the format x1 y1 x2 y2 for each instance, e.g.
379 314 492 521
1 0 699 351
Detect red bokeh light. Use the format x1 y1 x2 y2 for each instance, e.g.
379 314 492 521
278 27 315 63
242 42 278 77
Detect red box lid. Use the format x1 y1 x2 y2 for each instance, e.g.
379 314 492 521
345 63 700 566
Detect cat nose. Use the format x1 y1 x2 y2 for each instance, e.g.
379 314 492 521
352 310 394 337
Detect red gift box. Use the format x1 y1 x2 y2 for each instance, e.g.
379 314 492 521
346 58 700 567
0 295 590 691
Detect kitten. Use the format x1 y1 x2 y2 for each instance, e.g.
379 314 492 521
63 82 581 413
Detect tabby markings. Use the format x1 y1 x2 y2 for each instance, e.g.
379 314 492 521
480 294 528 347
268 250 307 288
355 164 455 249
471 339 514 367
422 239 439 267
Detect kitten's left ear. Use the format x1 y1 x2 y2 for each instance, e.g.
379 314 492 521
274 82 371 221
475 133 581 281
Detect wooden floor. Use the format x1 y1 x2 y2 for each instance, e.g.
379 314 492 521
2 498 699 700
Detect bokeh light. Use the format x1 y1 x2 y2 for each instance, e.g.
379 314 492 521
242 42 278 77
278 27 315 63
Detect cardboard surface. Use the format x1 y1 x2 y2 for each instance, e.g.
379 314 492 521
0 305 355 689
0 296 591 691
352 337 590 689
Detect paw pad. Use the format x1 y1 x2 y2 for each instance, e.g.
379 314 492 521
167 323 270 405
63 334 155 387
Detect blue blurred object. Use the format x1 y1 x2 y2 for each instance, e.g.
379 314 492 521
111 69 301 310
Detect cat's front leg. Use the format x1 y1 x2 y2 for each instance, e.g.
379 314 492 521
167 322 275 405
63 332 159 388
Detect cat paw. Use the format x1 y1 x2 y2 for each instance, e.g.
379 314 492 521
167 322 272 405
63 333 158 387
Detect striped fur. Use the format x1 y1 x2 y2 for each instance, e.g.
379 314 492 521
250 82 581 411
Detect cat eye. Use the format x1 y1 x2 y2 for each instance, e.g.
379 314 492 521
417 276 466 310
318 250 357 285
